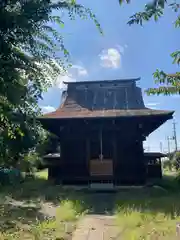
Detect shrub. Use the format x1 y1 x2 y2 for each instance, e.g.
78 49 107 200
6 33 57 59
0 168 23 185
16 152 42 174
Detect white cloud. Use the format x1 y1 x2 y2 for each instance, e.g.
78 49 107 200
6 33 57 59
116 45 125 54
55 73 75 89
41 105 56 113
146 102 160 107
146 102 160 109
34 59 88 90
99 48 121 69
71 65 88 76
54 64 88 89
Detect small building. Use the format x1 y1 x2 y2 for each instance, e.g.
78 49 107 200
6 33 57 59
144 152 166 179
38 78 174 185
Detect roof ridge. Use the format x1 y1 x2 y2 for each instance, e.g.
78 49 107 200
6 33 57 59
63 78 140 85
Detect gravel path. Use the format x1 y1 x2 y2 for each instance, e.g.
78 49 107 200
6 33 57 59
72 215 121 240
4 192 121 239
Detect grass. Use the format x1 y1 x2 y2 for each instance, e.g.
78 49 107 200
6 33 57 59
115 190 180 239
116 210 179 239
114 171 180 239
0 170 87 240
0 197 86 239
0 169 180 239
28 200 86 240
35 168 48 180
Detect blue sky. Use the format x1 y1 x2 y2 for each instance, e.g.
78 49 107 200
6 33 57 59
39 0 180 153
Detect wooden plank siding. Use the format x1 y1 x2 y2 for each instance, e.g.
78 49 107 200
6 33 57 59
47 124 147 185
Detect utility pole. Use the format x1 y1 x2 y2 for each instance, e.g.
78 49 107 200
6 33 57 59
160 141 163 153
167 136 171 155
172 120 178 152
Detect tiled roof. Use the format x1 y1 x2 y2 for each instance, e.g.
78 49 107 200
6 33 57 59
42 109 173 119
39 79 174 119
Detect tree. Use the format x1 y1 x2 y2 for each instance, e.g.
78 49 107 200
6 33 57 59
0 0 101 166
171 151 180 170
119 0 180 95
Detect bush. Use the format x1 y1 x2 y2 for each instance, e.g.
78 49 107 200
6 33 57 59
162 159 172 171
17 152 42 174
0 168 23 185
175 171 180 183
172 152 180 170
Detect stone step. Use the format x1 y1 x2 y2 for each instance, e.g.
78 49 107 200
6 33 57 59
89 183 114 190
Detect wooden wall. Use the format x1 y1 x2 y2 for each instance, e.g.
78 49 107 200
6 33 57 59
60 138 88 184
115 135 146 185
50 120 147 185
147 164 162 179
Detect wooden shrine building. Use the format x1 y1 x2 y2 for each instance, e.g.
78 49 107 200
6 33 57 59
39 78 174 185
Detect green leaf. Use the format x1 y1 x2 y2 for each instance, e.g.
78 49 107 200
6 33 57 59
119 0 130 5
0 0 102 166
154 13 158 21
171 51 180 65
175 16 180 28
158 0 166 9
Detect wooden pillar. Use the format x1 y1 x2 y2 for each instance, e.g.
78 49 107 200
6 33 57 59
48 166 56 183
159 158 162 178
138 139 147 184
113 131 117 183
86 137 90 178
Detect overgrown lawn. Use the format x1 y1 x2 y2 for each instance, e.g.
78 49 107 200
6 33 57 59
115 175 180 239
1 170 180 239
0 171 87 240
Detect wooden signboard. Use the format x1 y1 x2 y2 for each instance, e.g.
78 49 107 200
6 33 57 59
90 159 113 176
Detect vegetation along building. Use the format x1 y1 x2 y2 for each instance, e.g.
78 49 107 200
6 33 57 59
38 78 174 185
